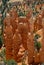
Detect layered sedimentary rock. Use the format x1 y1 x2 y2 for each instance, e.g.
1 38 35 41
12 29 22 62
34 15 42 32
3 8 44 64
18 17 30 50
40 18 44 62
3 14 11 28
3 14 13 60
27 33 34 64
26 10 32 19
9 9 18 34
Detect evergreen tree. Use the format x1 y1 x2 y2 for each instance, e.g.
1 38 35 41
0 37 3 48
0 0 9 48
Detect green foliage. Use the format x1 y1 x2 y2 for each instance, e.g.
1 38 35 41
34 34 41 41
34 34 41 52
0 48 6 58
22 60 26 65
2 0 9 5
0 37 3 48
0 48 6 64
18 11 26 17
1 0 10 22
0 0 10 49
0 48 17 65
7 60 17 65
34 41 41 52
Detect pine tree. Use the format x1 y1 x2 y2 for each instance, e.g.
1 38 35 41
0 0 9 48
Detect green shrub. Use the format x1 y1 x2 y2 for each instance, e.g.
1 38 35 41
0 37 3 48
34 34 41 52
0 48 5 58
34 34 41 41
34 41 41 52
7 59 17 65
